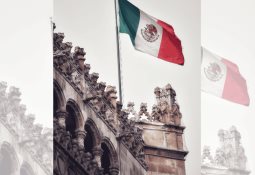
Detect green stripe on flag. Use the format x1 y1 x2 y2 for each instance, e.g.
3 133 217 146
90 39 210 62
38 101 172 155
119 0 140 45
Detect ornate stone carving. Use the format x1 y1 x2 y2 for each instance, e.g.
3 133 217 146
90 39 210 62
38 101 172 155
54 119 100 174
117 110 147 169
105 85 117 109
55 107 68 129
201 146 214 165
84 64 91 81
153 84 182 125
73 46 86 72
89 73 99 86
53 28 147 172
202 126 249 171
151 104 161 122
138 103 150 121
125 102 138 121
0 82 53 174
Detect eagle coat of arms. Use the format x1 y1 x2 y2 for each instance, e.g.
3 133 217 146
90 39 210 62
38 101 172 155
141 24 160 42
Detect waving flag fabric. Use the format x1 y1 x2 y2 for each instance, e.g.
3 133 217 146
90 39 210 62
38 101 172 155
119 0 184 65
201 48 250 106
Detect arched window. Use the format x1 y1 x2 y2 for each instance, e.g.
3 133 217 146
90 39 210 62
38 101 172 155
65 100 83 139
101 138 119 175
0 142 19 175
84 125 94 153
84 119 101 154
101 143 111 174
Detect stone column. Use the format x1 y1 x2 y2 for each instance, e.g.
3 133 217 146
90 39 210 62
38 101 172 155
55 107 68 129
75 129 86 149
92 145 103 167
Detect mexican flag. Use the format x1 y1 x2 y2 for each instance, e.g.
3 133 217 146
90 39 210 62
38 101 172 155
201 48 250 106
118 0 184 65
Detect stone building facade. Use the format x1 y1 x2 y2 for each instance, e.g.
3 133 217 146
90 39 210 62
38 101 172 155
0 82 52 175
53 27 188 175
201 126 250 175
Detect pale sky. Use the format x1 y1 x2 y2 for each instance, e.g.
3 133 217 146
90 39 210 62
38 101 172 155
0 0 53 127
201 0 255 174
54 0 201 174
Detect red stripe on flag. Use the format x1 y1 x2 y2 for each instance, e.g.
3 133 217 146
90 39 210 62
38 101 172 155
157 20 184 65
222 65 250 106
221 58 240 74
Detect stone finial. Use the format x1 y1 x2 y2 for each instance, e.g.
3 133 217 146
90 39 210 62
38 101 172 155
105 85 118 108
8 87 21 105
165 83 172 91
105 86 117 99
218 129 225 143
73 46 86 71
127 102 134 109
62 42 73 53
124 102 138 120
138 103 150 121
54 33 65 46
84 64 91 77
229 126 241 141
98 82 106 93
90 72 99 85
0 81 7 92
74 46 86 59
139 103 147 114
20 114 35 131
154 87 161 98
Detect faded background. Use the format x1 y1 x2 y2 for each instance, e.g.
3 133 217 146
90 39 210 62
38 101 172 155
201 0 255 174
0 0 53 127
54 0 201 174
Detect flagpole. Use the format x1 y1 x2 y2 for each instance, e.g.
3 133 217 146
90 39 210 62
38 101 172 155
114 0 123 104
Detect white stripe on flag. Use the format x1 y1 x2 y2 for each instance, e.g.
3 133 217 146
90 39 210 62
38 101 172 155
134 11 163 57
201 48 227 97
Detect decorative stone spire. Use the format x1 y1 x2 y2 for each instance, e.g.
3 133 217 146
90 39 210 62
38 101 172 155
152 84 181 125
